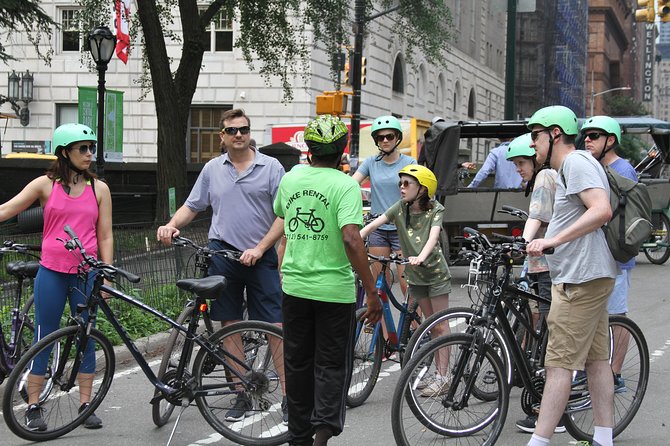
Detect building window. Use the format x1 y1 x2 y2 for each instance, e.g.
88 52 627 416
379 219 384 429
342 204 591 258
61 9 81 51
189 106 233 163
392 56 404 94
468 88 476 118
202 9 233 52
56 104 79 127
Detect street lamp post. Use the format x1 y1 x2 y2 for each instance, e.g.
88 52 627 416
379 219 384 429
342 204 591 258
88 26 116 179
589 71 631 117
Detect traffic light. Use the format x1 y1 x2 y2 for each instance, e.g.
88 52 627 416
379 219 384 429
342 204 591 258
316 91 349 116
360 57 367 85
344 62 351 86
660 0 670 21
635 0 655 22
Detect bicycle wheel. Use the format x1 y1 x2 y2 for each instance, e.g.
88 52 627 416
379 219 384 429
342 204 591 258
392 333 509 446
563 316 649 441
2 325 115 442
402 306 514 392
192 320 288 446
346 307 384 408
152 303 214 427
644 212 670 264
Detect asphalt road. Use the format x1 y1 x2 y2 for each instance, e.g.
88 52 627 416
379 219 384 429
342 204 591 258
1 253 669 445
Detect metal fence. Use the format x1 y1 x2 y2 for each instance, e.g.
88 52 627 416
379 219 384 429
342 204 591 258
0 219 211 330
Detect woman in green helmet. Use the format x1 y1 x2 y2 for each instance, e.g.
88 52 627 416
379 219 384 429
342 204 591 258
0 123 113 431
352 115 416 298
505 133 563 434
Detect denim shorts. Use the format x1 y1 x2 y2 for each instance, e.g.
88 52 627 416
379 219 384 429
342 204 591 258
367 228 401 251
207 239 283 323
607 269 630 315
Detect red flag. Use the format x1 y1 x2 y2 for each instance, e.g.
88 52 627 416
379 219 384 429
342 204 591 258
115 0 131 64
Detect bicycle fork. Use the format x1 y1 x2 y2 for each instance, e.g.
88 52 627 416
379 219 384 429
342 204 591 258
443 331 489 411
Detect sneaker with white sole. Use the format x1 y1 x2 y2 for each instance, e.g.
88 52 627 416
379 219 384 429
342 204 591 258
225 394 254 422
414 373 438 390
515 414 566 433
419 375 450 397
614 374 627 394
25 404 47 432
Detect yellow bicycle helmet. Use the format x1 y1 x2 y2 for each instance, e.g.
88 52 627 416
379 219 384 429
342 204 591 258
398 165 437 197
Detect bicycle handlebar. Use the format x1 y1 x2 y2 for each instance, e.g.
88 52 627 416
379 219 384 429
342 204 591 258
367 252 410 265
61 225 141 284
171 235 242 261
0 241 42 254
498 205 529 220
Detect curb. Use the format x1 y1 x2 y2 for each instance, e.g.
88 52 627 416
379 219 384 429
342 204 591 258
112 329 172 367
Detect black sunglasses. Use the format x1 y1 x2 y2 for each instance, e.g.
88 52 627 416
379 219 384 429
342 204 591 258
222 126 251 136
530 130 548 141
375 133 396 142
584 132 606 141
398 180 418 188
70 143 96 155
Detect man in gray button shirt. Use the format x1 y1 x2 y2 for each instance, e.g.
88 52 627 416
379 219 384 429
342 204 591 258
157 108 287 423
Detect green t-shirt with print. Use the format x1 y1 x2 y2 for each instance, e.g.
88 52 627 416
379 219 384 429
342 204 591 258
273 166 363 303
384 200 451 286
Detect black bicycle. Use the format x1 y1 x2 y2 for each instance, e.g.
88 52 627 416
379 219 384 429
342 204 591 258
0 241 40 385
152 235 242 427
391 228 649 445
2 226 287 445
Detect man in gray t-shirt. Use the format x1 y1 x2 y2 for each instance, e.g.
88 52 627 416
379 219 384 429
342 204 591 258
525 106 617 446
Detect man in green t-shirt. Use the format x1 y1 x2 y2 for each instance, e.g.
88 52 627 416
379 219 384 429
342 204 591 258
273 115 381 446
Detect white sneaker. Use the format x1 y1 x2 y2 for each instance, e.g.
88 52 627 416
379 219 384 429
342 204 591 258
414 373 438 390
420 375 450 397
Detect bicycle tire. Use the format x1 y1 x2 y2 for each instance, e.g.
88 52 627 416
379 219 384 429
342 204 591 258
397 298 420 365
192 320 288 446
402 306 514 392
346 307 384 408
2 325 115 442
644 212 670 265
152 303 215 427
563 315 649 441
391 333 509 445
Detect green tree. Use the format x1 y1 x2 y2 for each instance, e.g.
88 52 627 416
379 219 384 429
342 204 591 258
603 95 649 164
77 0 454 222
0 0 56 63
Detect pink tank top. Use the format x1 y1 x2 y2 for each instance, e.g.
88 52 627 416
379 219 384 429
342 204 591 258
41 181 99 273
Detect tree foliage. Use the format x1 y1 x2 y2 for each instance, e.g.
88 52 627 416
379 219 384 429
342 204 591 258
0 0 56 64
605 94 649 116
75 0 454 221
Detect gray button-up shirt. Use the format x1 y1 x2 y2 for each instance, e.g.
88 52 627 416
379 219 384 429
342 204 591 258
185 150 285 250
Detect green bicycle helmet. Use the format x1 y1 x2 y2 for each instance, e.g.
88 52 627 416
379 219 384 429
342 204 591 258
53 123 96 156
371 115 403 136
505 133 535 160
304 115 349 155
527 105 578 135
581 115 621 144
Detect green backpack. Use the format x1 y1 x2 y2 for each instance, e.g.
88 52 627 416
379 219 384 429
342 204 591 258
602 166 653 263
561 161 653 263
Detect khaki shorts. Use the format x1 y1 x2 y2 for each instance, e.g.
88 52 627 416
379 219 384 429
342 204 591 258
544 277 615 370
409 278 452 299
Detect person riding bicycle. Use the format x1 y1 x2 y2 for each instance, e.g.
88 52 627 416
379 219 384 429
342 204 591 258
360 164 452 397
273 114 381 446
505 133 564 434
0 123 113 431
156 108 287 423
352 115 416 298
581 115 637 394
526 105 617 446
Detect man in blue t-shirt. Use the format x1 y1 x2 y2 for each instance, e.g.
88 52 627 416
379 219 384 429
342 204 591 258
582 116 637 393
467 138 523 189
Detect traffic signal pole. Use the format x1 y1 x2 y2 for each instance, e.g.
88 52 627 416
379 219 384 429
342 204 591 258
349 0 365 172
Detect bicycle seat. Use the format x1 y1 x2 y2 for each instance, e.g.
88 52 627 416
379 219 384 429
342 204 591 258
6 260 40 279
176 275 228 300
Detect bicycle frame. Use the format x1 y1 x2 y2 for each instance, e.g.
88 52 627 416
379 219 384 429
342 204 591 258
62 273 256 402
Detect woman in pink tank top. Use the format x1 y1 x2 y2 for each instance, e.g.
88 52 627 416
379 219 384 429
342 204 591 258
0 123 113 430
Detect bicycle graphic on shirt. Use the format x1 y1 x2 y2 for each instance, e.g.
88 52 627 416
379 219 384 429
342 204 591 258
288 207 325 232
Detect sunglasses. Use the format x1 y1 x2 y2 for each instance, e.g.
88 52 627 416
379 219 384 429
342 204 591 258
70 143 96 155
530 130 547 141
398 180 418 188
584 132 606 141
375 133 397 142
222 126 251 136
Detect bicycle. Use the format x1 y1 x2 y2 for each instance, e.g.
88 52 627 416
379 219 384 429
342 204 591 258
347 252 421 407
2 226 288 446
152 235 242 427
391 228 649 445
0 241 40 385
